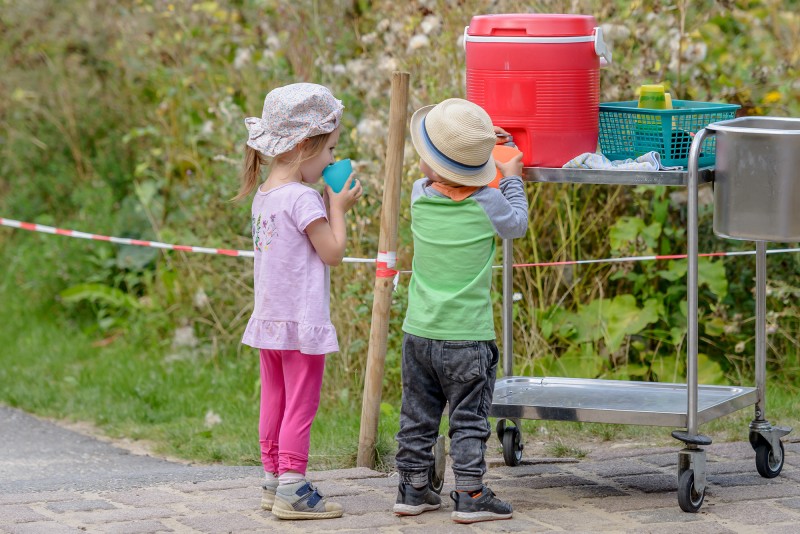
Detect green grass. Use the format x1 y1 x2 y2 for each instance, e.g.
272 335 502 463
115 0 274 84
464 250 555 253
0 232 398 470
545 440 589 459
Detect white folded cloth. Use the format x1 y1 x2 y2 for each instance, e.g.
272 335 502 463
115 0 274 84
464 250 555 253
562 151 683 171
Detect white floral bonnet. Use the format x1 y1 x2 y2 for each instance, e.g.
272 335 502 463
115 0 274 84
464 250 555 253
244 83 344 157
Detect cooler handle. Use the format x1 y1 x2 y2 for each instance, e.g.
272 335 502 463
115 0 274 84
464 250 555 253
594 26 612 67
465 25 613 66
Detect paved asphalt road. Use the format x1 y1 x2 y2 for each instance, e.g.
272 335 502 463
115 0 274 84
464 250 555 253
0 406 257 495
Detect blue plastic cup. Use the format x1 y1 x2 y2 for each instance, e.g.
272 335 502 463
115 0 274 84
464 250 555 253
322 159 355 193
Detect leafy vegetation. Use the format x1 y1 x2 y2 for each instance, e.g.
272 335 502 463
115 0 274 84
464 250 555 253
1 0 798 467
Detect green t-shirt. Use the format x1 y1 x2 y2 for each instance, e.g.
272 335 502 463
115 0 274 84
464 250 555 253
402 195 497 340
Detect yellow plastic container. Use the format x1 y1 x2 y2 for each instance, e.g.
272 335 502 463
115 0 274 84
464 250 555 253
638 84 667 109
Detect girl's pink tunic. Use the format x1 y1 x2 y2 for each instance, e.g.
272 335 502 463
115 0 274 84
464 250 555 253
241 182 339 354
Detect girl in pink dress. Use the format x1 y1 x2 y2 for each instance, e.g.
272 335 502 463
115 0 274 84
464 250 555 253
236 83 362 520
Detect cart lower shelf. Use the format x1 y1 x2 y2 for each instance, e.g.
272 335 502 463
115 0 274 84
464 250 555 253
490 376 757 428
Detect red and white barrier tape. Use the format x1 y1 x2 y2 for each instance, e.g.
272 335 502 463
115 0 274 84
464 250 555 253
0 216 377 263
3 217 799 271
1 217 256 258
376 250 398 278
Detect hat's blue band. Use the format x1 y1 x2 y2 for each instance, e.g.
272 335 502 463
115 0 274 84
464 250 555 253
421 117 488 173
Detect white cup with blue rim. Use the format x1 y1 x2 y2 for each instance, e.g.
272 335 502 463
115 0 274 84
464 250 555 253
322 159 355 193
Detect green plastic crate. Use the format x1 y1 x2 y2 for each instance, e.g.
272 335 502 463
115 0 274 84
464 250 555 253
598 100 740 167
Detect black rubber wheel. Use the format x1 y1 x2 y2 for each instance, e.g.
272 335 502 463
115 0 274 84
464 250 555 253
755 440 784 479
502 425 523 466
677 469 704 513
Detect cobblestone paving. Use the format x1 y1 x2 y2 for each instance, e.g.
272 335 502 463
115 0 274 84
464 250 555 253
2 408 799 533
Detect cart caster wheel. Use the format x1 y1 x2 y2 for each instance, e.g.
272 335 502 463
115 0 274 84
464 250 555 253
502 424 523 466
429 436 445 494
677 469 704 513
755 440 784 479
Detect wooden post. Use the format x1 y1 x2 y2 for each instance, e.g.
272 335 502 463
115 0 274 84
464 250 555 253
357 71 410 468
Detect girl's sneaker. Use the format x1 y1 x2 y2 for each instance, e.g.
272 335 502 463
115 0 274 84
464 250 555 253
393 482 441 516
450 486 512 524
261 479 279 511
272 480 343 520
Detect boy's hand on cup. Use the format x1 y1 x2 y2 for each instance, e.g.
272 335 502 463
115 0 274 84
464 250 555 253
326 174 362 213
496 152 523 178
493 125 512 145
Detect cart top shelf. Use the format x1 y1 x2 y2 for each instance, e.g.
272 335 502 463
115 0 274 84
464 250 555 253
523 167 714 187
490 376 756 427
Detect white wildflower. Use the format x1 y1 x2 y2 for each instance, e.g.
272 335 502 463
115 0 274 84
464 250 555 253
513 292 523 302
377 54 398 73
172 325 198 348
205 410 222 428
233 47 251 69
212 154 241 166
376 19 390 32
261 48 275 62
666 28 682 56
356 118 384 140
600 23 630 42
216 96 236 123
420 15 441 35
266 35 281 50
193 288 209 308
346 58 369 78
361 32 378 45
684 42 707 64
258 21 273 36
200 121 214 136
735 341 746 353
407 34 430 53
766 323 778 335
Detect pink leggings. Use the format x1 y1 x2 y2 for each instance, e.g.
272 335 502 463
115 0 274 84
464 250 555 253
259 349 325 476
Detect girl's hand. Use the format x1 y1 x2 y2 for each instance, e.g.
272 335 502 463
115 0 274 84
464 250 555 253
496 152 523 178
325 174 362 213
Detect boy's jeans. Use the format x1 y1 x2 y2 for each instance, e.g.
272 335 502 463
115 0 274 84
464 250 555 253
395 333 499 492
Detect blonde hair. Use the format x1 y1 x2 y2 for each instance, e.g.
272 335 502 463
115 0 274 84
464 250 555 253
233 132 334 201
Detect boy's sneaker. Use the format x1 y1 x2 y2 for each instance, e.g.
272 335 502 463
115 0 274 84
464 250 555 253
393 482 441 516
450 485 512 524
271 480 343 520
261 479 279 511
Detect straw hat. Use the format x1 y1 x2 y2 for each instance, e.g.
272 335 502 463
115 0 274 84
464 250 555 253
409 98 497 187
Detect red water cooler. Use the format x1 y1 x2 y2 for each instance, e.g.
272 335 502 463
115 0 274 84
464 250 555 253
465 14 611 167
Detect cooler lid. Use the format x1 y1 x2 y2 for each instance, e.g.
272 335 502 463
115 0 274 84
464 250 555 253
467 14 597 37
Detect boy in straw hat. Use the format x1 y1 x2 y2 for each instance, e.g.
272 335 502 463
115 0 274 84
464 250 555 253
393 98 528 523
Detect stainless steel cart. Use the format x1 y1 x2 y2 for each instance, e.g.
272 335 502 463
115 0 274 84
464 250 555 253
491 125 796 512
